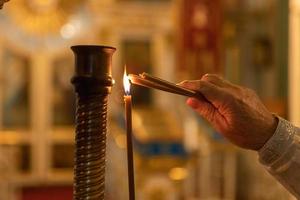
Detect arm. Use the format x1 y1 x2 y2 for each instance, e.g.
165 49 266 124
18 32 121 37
179 74 299 198
259 117 300 198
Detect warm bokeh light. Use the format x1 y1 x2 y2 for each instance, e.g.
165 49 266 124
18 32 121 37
0 1 294 199
168 167 188 181
115 134 126 149
123 66 131 94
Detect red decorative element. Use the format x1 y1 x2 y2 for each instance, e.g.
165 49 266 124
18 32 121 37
22 186 73 200
179 0 222 78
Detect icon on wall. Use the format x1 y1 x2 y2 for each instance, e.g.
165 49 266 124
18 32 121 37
52 57 75 126
0 49 30 129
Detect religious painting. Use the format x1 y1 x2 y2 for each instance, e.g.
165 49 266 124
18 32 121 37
121 39 153 105
179 0 222 79
52 57 75 126
0 49 30 129
252 36 273 69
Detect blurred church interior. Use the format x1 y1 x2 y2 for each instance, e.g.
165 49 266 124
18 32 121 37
0 0 299 199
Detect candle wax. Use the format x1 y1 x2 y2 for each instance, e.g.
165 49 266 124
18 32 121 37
124 95 135 200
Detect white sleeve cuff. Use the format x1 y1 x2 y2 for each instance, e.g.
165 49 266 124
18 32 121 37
258 116 295 167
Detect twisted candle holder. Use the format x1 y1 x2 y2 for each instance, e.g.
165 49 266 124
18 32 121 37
71 45 116 199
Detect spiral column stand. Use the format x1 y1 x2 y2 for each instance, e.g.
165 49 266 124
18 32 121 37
71 45 116 199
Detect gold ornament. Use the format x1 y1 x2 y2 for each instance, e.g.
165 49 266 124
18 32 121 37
0 0 9 9
5 0 83 36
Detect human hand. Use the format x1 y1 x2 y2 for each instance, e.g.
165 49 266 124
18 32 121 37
178 74 278 150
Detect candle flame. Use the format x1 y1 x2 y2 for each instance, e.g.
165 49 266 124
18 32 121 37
123 67 131 94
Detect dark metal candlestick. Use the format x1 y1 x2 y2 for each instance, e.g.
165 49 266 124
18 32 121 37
71 45 116 200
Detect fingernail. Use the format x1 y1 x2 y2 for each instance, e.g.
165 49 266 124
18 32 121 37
186 98 199 109
177 80 187 86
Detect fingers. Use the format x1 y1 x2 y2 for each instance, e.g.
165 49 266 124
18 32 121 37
178 75 230 126
179 79 225 109
201 74 226 87
186 97 215 114
186 97 224 126
186 97 202 109
186 97 214 115
201 74 238 89
178 80 201 90
178 74 227 90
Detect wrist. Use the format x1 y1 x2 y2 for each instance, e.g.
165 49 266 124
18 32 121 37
258 116 295 166
251 114 278 151
262 114 279 148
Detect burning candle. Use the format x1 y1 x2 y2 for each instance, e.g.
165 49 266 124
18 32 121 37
123 69 135 200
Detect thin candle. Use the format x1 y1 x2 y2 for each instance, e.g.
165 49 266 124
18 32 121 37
123 69 135 200
141 72 197 95
129 74 188 96
128 72 208 101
